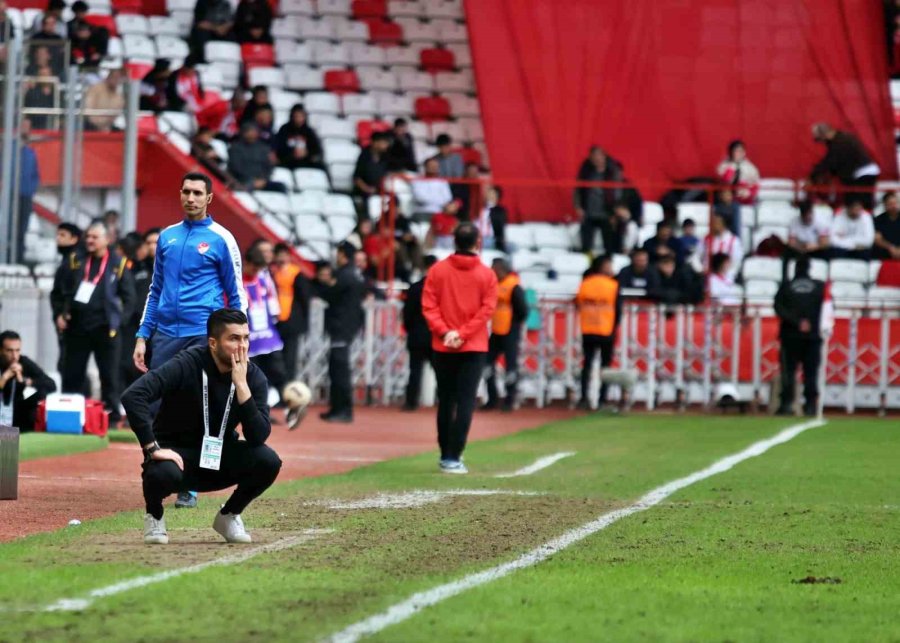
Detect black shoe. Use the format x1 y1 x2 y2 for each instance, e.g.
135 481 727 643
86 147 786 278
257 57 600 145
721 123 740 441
321 412 353 424
400 404 418 412
575 399 590 411
774 407 793 416
480 402 498 411
500 402 514 413
803 404 817 417
319 411 333 421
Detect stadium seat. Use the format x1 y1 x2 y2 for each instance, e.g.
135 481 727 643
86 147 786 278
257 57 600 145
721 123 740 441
290 190 326 214
446 42 471 67
158 110 195 135
154 35 190 61
415 95 451 121
458 117 483 143
430 121 463 143
298 19 335 40
328 215 357 241
432 18 467 42
756 202 796 227
233 191 259 213
241 43 276 69
504 225 534 250
867 286 900 307
275 40 312 65
551 252 589 275
85 13 117 36
335 19 370 41
435 70 473 93
169 10 193 37
741 256 782 282
529 223 572 250
357 67 398 91
757 177 796 202
324 139 362 164
209 137 228 162
356 119 391 146
122 34 156 59
830 281 866 303
295 215 333 242
352 0 387 19
205 40 241 63
256 190 292 214
677 202 711 226
165 130 192 155
786 258 828 281
642 201 664 226
384 44 421 66
829 259 869 283
329 162 357 191
743 279 779 303
268 89 304 111
445 93 479 117
342 93 377 115
297 239 332 261
396 17 439 42
422 0 462 19
388 0 423 18
511 250 547 271
398 69 434 92
285 65 324 91
869 260 882 284
323 193 358 218
348 42 388 66
376 92 414 117
115 13 148 35
303 92 341 114
324 69 361 94
310 117 352 141
294 168 331 192
366 19 403 44
311 41 350 66
637 223 656 245
318 0 351 15
270 167 296 191
281 0 315 14
248 66 286 89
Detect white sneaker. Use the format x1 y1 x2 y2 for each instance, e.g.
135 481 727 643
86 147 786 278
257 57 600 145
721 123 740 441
439 459 469 474
143 513 168 545
213 511 252 543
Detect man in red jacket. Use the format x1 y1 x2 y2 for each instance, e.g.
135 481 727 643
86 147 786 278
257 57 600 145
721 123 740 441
422 223 498 474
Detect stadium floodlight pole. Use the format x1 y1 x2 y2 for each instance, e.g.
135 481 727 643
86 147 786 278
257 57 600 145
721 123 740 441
0 28 21 263
60 65 79 222
121 78 140 234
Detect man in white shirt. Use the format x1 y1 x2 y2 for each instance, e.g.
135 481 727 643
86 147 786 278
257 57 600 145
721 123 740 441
829 199 874 260
708 252 743 305
787 201 830 258
700 213 743 281
411 158 453 220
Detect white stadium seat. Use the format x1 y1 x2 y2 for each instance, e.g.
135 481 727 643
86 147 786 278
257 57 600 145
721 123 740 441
255 191 292 213
294 168 331 192
422 0 462 19
446 94 479 116
786 258 828 281
285 65 324 91
335 19 369 41
303 92 341 114
741 256 782 282
342 93 378 116
743 279 779 303
317 0 350 15
398 69 434 92
311 41 350 66
290 191 325 214
459 117 483 143
385 45 422 67
324 139 361 164
396 17 439 43
316 117 356 140
756 201 796 227
328 215 356 242
377 93 414 117
511 250 547 272
329 162 356 191
504 224 534 250
388 0 423 18
281 0 315 14
528 224 572 250
435 70 474 94
295 215 332 241
869 260 882 283
205 40 241 62
261 213 293 240
122 34 156 59
430 121 464 144
677 202 711 226
322 193 357 218
551 252 590 275
247 66 286 89
275 40 313 64
432 18 467 42
642 201 664 226
867 286 900 306
358 68 398 92
447 43 471 67
115 14 149 35
830 281 867 303
348 42 388 67
298 19 335 41
829 259 869 283
270 167 296 191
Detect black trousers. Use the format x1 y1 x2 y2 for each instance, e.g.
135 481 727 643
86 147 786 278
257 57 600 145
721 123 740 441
843 175 877 210
485 330 519 407
432 351 485 460
581 334 615 403
61 328 121 419
276 322 301 382
250 351 287 395
779 336 821 410
580 217 615 254
142 441 282 519
405 345 432 408
120 321 142 389
328 343 353 416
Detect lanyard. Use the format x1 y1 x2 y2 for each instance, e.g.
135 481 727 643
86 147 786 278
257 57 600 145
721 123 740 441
83 251 109 285
202 369 235 440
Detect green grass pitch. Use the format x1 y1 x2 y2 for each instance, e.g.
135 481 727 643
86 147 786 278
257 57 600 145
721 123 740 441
1 415 898 642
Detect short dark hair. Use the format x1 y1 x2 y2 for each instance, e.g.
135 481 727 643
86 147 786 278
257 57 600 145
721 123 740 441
423 255 438 269
394 117 407 127
454 221 479 251
0 330 21 347
336 241 356 261
727 139 745 159
847 198 864 209
491 185 503 201
797 200 813 216
143 227 161 240
182 172 212 194
245 244 267 267
682 218 696 228
251 85 268 95
710 252 731 274
72 0 88 11
491 257 510 272
589 254 612 274
435 133 452 146
794 255 811 278
657 220 673 232
273 242 291 255
371 131 389 143
883 191 898 205
207 309 248 338
57 222 82 238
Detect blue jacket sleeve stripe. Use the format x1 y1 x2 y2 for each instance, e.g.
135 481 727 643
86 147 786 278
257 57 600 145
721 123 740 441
210 222 248 313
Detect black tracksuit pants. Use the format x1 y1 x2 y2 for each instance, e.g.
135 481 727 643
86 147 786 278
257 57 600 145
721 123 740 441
405 345 432 408
432 351 485 461
250 351 288 395
142 441 282 518
485 330 519 407
779 336 821 410
328 342 353 416
581 334 615 403
277 322 301 382
61 328 121 419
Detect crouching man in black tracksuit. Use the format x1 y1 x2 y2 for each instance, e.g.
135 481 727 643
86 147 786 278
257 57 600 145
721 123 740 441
122 308 282 545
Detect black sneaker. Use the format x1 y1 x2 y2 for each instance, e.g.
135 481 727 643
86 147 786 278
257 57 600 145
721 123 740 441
321 413 353 424
575 399 590 411
480 402 498 411
400 404 418 412
774 407 793 416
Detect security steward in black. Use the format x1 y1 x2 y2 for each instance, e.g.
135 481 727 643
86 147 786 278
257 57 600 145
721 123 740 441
122 309 282 544
482 258 528 412
402 255 437 411
314 242 365 423
58 221 135 423
774 256 825 416
50 222 85 382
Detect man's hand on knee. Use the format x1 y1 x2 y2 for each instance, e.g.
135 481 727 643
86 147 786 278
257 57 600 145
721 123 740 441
151 448 184 470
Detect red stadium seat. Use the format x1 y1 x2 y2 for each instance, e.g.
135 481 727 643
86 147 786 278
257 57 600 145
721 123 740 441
414 95 451 121
352 0 386 19
420 47 455 72
356 119 391 146
111 0 142 14
241 43 276 69
84 14 117 36
366 19 403 45
138 115 159 134
324 69 361 94
126 60 154 80
456 146 483 167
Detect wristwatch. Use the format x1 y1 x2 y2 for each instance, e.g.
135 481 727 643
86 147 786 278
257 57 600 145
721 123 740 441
142 442 161 463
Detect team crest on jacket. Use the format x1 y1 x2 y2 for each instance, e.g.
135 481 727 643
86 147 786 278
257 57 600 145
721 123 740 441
197 242 210 254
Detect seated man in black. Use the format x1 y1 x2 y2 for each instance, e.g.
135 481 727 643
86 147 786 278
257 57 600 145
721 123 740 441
122 309 282 545
874 191 900 260
0 330 56 431
616 247 660 298
353 131 391 199
643 221 685 265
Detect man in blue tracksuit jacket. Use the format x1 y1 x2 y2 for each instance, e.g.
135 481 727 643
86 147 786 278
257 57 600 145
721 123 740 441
133 171 248 508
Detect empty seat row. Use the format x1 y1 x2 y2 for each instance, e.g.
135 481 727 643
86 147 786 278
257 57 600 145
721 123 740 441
742 256 882 284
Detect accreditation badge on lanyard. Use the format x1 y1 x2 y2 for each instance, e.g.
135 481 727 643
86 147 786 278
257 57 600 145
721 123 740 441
74 252 109 304
199 370 235 471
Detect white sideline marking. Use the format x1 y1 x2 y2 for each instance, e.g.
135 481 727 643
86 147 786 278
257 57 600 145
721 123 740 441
325 419 825 643
311 490 542 510
5 529 330 613
494 452 576 478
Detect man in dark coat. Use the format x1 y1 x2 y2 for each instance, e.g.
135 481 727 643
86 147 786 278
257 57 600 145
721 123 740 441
402 255 437 411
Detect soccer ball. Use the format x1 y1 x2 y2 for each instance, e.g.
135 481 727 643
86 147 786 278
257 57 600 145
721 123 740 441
282 381 312 409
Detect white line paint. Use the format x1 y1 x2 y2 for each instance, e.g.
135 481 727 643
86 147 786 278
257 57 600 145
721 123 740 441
310 490 543 510
325 419 825 643
4 529 330 613
494 452 576 478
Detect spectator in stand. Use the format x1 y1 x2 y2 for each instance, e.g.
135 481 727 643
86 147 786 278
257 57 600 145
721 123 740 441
643 221 685 266
426 200 462 250
679 218 700 260
189 0 234 61
23 67 57 130
387 118 417 172
700 212 743 281
708 252 743 305
84 68 124 132
345 217 374 251
191 126 233 187
30 0 66 37
649 252 703 305
271 243 311 382
714 187 741 237
139 59 171 113
353 131 391 199
575 255 620 410
830 199 875 260
353 249 384 297
401 255 436 411
251 104 275 144
611 201 639 254
787 200 830 259
218 89 246 141
458 162 484 219
874 192 900 260
227 122 287 193
476 185 507 252
716 140 760 205
69 19 106 69
26 42 63 79
12 120 39 262
810 122 880 209
166 54 205 116
575 146 622 253
433 133 464 179
411 157 453 219
616 247 659 297
233 0 272 44
274 104 325 171
66 0 88 36
0 0 16 64
0 330 56 432
240 85 269 125
103 209 120 246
